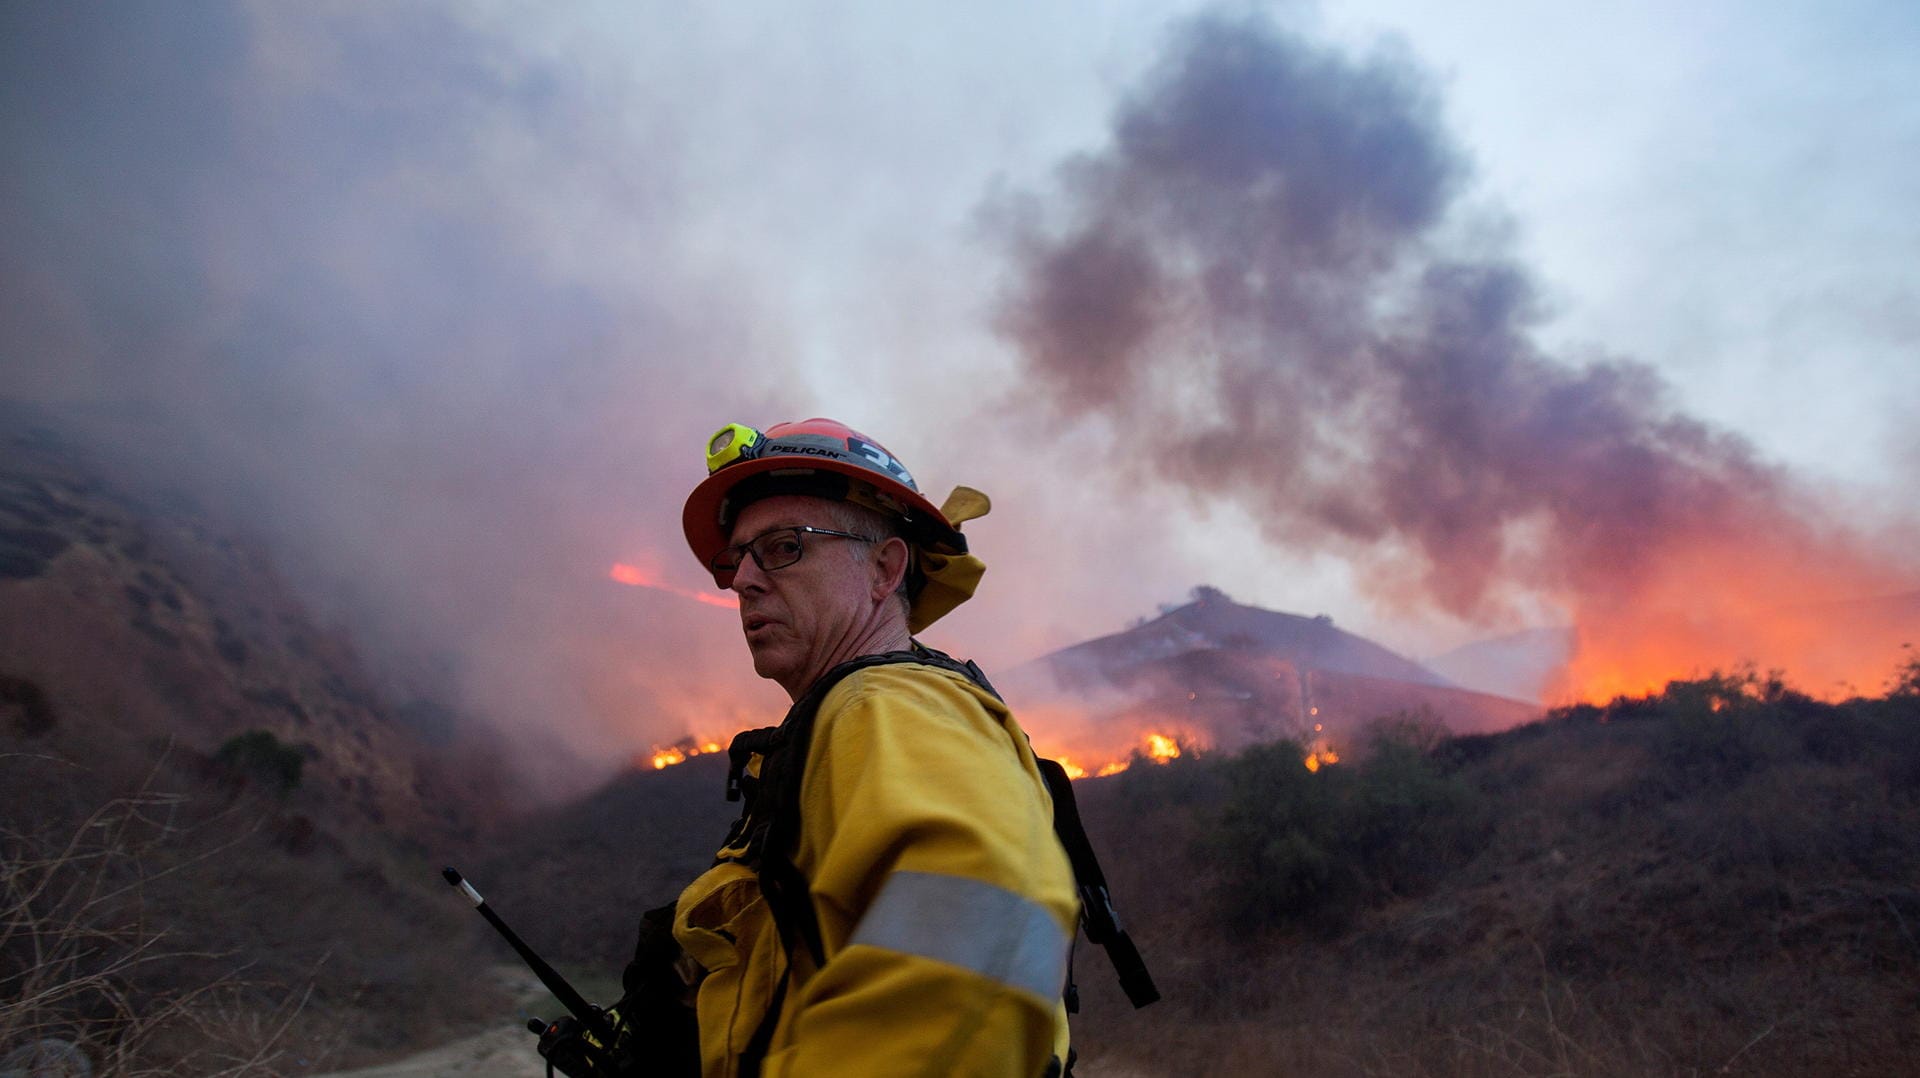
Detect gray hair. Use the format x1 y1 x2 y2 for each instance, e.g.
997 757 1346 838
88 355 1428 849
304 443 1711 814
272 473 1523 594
817 498 914 619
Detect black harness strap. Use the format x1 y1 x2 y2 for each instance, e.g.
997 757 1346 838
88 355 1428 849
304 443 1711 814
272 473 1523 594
1034 758 1160 1009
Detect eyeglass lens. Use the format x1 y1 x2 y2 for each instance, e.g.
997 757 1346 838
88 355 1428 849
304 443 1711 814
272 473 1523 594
709 528 808 578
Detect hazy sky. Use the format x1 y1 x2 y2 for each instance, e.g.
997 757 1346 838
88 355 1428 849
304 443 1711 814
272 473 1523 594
4 2 1915 772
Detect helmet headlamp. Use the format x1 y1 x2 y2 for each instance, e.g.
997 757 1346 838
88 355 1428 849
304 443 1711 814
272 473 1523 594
705 423 763 474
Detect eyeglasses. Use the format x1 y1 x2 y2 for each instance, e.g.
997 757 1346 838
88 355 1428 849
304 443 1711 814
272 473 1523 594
708 525 879 587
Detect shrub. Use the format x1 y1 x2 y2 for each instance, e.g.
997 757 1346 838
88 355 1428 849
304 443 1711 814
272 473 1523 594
1110 744 1217 812
1207 739 1357 929
1889 650 1920 699
1347 720 1489 895
214 730 304 794
1 674 56 736
1204 720 1489 932
1655 672 1795 789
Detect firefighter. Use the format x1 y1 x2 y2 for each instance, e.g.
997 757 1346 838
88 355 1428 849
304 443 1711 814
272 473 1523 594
673 418 1078 1078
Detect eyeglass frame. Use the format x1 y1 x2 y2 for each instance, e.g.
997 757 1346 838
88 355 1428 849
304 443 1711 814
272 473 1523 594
707 525 881 587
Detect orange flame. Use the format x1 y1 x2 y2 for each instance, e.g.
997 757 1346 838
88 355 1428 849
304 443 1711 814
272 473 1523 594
610 562 739 609
1031 729 1198 781
644 723 1200 781
639 734 729 771
1145 733 1181 762
1544 512 1918 704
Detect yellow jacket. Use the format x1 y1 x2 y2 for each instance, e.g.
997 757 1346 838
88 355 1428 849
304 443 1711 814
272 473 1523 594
674 661 1077 1078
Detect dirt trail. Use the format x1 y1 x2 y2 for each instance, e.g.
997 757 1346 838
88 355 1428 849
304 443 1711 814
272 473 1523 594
312 1023 546 1078
319 1038 1161 1078
313 967 550 1078
310 963 1162 1078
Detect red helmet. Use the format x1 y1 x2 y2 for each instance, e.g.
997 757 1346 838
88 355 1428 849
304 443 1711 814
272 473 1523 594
681 418 962 573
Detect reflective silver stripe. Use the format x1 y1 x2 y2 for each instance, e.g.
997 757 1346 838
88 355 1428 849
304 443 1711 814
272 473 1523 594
848 871 1069 1002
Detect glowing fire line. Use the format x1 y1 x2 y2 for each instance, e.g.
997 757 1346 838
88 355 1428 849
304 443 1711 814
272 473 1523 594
641 729 1208 781
1038 731 1193 781
610 562 739 609
641 736 727 771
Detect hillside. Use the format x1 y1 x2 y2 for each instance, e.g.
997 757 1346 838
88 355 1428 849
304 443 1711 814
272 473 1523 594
1 410 513 1073
1017 588 1540 758
0 410 509 839
1424 592 1920 705
1045 588 1450 688
1067 671 1920 1076
468 754 738 967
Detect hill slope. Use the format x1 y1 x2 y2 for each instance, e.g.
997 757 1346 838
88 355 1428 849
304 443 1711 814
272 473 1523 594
1067 673 1920 1076
1046 588 1450 687
1019 588 1539 755
1 409 512 1072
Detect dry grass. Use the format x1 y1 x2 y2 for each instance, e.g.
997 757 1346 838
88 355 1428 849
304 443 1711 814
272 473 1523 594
0 746 511 1076
1066 676 1920 1076
0 753 316 1075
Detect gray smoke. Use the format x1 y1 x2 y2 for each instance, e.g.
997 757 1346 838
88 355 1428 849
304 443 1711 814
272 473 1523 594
993 12 1905 635
1 4 792 782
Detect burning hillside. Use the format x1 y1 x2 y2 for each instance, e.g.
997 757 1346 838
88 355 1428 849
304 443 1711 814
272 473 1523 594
634 714 1198 783
1003 588 1539 774
621 586 1507 782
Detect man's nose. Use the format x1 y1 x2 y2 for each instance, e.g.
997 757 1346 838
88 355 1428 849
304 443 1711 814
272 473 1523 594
730 552 770 592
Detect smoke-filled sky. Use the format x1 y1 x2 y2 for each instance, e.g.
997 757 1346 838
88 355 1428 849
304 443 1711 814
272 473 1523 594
4 2 1916 775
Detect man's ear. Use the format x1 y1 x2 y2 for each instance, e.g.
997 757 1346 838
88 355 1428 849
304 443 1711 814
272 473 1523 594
870 536 910 602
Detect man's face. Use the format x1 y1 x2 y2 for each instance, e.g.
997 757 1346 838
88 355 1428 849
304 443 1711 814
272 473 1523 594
725 495 884 697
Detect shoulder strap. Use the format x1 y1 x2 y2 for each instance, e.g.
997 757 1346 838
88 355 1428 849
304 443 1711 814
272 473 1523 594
1033 758 1160 1009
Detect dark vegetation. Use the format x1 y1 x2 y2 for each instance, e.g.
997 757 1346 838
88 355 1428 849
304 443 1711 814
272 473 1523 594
1207 717 1489 931
1069 662 1920 1076
214 729 308 795
1 675 57 736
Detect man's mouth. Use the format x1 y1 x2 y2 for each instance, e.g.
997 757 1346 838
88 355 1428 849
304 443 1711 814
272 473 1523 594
742 612 777 634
